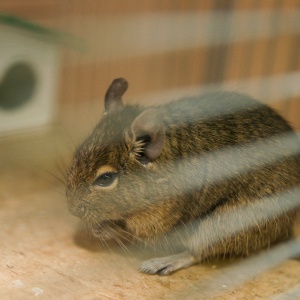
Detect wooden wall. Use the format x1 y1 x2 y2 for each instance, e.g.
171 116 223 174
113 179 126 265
1 0 299 137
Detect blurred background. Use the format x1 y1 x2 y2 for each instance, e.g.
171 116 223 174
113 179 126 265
0 0 299 144
0 1 300 299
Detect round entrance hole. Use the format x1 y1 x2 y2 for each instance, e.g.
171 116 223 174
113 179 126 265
0 62 37 111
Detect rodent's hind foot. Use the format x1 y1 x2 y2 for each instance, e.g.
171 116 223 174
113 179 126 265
139 251 196 276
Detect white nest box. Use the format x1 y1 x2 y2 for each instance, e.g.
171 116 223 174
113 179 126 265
0 15 62 135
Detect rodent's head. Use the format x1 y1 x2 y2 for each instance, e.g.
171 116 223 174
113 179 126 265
67 78 180 242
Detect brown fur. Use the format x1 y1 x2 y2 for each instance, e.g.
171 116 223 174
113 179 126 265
67 78 300 273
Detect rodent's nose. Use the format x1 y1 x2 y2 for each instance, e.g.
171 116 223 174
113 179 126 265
69 203 87 218
66 185 88 218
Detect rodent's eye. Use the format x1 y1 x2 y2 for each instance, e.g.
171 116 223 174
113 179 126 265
93 172 118 188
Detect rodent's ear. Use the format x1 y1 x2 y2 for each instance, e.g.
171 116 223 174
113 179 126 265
130 109 165 163
104 78 128 112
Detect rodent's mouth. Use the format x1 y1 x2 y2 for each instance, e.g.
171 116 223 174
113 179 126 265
90 219 127 241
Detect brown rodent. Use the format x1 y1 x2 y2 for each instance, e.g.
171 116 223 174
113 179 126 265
67 78 300 275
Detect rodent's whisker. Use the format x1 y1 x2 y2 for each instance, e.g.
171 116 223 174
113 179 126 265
54 159 68 181
39 168 66 186
111 224 145 245
106 227 131 256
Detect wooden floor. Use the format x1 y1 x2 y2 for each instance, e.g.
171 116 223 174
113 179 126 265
1 132 300 300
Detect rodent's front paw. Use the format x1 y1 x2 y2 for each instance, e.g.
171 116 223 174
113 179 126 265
140 257 177 275
139 251 196 276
